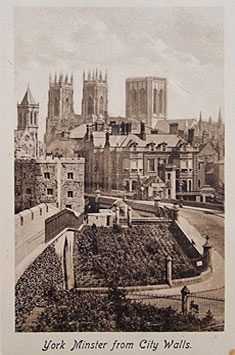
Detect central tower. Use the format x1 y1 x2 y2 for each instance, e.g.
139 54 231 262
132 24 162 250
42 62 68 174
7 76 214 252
81 69 108 122
126 76 167 129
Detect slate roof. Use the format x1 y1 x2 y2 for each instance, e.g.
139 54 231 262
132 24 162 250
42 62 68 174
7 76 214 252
20 86 37 105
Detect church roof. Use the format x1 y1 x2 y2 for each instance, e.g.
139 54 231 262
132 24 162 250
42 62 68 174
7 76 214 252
69 124 87 139
20 86 37 106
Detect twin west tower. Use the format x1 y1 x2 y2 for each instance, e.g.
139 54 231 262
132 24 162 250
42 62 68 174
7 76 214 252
45 71 167 145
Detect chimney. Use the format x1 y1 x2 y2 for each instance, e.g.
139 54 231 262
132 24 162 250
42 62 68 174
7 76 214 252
121 122 125 135
105 131 110 147
140 121 146 140
127 123 132 134
188 128 194 145
86 123 93 141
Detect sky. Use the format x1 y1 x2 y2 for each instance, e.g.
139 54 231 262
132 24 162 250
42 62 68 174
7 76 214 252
14 7 224 138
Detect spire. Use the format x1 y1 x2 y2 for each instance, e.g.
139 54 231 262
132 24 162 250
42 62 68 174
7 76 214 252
96 68 98 81
83 70 85 82
54 72 57 84
198 111 202 131
59 71 63 84
20 85 37 105
65 73 68 84
88 70 91 81
92 69 95 81
70 73 73 85
99 70 102 82
199 111 202 122
105 69 107 83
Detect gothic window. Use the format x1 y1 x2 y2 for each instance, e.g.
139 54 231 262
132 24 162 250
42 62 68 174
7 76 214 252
34 112 37 125
24 112 27 125
99 96 104 115
64 97 70 115
19 113 22 127
88 96 94 115
159 89 163 114
153 89 157 114
131 89 137 114
140 88 146 114
30 111 33 125
54 98 59 116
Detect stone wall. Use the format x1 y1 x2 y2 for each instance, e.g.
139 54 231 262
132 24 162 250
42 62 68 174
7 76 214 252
15 203 59 268
15 157 85 214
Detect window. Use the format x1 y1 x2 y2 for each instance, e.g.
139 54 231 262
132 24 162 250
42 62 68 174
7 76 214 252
20 216 23 226
123 159 129 172
31 212 34 220
131 89 137 114
26 188 32 194
132 180 137 191
159 89 163 114
47 188 53 196
39 208 42 216
139 88 146 114
66 204 72 209
54 98 59 116
148 159 155 172
67 172 74 179
67 191 73 198
44 172 50 179
198 179 201 188
168 173 171 180
153 88 157 114
88 96 94 115
130 160 138 172
189 180 192 191
168 189 171 196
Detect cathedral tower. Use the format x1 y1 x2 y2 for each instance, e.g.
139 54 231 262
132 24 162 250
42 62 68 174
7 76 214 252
126 76 167 129
17 85 39 132
81 69 108 122
15 85 40 158
45 72 74 145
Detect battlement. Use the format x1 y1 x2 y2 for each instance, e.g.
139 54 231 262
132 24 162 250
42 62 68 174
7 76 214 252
126 76 167 82
83 69 107 84
49 72 73 87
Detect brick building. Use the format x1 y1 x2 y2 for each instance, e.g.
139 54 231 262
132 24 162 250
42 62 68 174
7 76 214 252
77 122 202 201
15 157 85 214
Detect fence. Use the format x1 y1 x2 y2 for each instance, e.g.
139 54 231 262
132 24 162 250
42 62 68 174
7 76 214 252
126 287 225 323
45 209 84 242
73 285 224 324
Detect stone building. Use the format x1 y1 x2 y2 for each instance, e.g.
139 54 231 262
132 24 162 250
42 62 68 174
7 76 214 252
44 73 82 146
126 77 167 128
81 69 108 122
14 86 42 158
15 157 85 214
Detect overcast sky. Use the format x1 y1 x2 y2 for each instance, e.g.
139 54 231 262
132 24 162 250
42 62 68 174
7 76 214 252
15 7 224 138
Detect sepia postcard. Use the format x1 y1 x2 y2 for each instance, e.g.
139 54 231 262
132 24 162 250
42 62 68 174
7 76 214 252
1 0 235 354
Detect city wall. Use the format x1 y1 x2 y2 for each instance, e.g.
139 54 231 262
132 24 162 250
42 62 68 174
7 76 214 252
15 203 59 268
